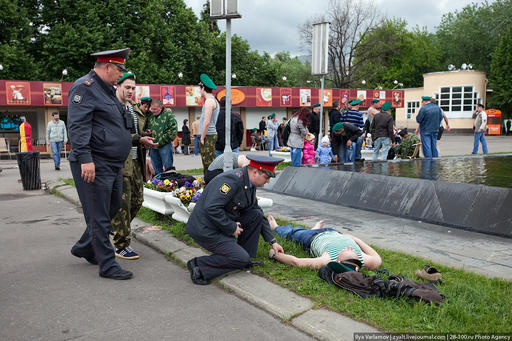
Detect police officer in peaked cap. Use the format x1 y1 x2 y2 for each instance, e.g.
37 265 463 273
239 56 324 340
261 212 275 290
185 155 285 285
68 48 135 280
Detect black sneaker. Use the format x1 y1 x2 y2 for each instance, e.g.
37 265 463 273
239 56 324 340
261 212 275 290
71 249 98 265
100 268 133 280
186 258 209 285
55 166 60 170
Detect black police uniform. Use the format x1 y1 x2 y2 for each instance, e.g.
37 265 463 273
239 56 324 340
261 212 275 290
68 69 132 276
185 167 274 281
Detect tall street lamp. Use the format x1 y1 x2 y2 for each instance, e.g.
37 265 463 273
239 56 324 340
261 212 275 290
210 0 241 171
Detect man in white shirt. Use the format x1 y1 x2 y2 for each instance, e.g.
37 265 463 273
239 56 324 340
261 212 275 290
46 112 67 170
472 103 488 154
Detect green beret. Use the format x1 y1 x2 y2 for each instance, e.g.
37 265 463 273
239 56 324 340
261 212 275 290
381 101 391 111
313 103 321 108
333 122 344 132
421 96 432 101
372 99 380 103
268 112 275 119
118 72 135 84
140 96 152 103
252 128 257 132
282 117 287 120
200 73 217 90
350 99 361 106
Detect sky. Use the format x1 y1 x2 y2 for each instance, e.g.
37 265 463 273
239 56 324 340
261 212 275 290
184 0 489 56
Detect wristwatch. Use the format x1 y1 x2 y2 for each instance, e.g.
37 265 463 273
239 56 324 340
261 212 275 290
268 238 277 245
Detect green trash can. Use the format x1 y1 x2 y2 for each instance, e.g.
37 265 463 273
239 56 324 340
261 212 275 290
16 151 41 190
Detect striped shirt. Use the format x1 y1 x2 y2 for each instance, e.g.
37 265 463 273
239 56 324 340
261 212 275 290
341 110 364 128
128 105 138 159
310 231 364 266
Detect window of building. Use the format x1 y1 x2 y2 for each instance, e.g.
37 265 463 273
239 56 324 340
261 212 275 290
406 101 420 119
438 86 480 115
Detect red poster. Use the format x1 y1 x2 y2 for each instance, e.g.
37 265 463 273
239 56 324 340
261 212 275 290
43 83 63 105
6 81 31 105
339 89 350 106
256 87 272 106
392 91 403 107
185 86 203 106
280 88 292 106
161 86 176 106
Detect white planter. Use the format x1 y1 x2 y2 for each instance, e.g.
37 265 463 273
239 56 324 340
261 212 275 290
142 188 174 215
270 151 291 162
164 195 194 223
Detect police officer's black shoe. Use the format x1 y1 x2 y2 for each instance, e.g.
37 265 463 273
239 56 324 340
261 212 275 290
100 268 133 280
187 259 209 285
71 249 98 265
245 260 264 268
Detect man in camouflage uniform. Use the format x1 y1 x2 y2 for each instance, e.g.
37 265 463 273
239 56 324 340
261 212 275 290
111 74 157 260
147 99 178 174
395 128 421 159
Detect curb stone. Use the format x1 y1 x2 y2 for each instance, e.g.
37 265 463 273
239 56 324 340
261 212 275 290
51 180 380 340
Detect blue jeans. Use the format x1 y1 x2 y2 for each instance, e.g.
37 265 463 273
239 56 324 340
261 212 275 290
420 132 438 158
336 143 350 163
215 147 239 157
353 136 363 160
194 135 200 155
372 137 390 161
290 147 303 166
274 225 337 250
150 143 174 175
472 131 488 154
50 141 63 167
268 135 278 156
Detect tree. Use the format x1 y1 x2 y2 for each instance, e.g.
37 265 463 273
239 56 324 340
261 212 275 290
353 19 442 89
490 27 512 118
199 0 220 35
300 0 381 88
436 0 512 74
0 0 38 80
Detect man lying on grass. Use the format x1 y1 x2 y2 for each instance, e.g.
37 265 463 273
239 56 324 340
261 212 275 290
267 216 382 270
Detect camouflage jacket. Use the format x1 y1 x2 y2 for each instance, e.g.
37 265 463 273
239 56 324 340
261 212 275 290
396 134 421 158
147 107 177 148
122 102 151 178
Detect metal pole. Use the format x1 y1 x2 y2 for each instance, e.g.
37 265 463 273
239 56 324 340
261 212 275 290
318 75 325 143
223 17 233 171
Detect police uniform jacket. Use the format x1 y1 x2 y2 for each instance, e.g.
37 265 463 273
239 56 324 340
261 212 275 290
185 167 274 244
67 70 131 167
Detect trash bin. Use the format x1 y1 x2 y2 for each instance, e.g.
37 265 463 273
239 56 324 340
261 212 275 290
16 151 41 190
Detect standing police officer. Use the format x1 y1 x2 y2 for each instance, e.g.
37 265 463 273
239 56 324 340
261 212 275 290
185 155 285 285
68 48 134 280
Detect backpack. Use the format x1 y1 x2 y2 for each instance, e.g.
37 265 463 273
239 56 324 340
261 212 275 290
281 119 291 146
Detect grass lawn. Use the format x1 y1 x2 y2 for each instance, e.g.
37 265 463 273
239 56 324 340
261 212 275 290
136 206 512 333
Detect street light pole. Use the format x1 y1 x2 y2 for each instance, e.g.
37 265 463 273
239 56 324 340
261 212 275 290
224 17 233 171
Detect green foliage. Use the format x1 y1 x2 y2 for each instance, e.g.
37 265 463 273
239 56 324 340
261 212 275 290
436 0 512 74
490 27 512 118
136 211 512 332
354 19 442 89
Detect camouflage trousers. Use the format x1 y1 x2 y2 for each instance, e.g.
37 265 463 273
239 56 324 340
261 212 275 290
200 134 217 174
111 158 143 249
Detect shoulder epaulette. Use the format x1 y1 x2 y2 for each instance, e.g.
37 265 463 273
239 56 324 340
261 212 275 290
84 78 95 86
234 169 243 178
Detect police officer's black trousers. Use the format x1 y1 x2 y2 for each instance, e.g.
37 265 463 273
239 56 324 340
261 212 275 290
70 161 123 275
193 208 265 281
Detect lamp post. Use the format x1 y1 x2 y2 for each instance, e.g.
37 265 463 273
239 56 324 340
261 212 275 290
311 21 330 144
210 0 241 171
60 69 68 81
0 64 3 71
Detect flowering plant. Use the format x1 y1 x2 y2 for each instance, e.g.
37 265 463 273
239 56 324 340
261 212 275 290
172 177 205 206
276 146 290 152
144 178 177 192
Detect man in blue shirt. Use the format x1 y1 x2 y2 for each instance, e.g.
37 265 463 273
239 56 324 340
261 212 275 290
416 96 443 158
341 99 364 161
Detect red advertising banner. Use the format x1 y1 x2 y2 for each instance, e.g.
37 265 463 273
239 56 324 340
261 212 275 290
392 91 403 107
256 87 272 106
339 89 350 105
43 83 63 105
6 81 31 105
280 88 292 106
135 86 150 103
161 86 176 106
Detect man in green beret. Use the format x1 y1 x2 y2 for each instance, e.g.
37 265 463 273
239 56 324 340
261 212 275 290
112 73 158 260
370 101 394 161
331 121 362 163
341 99 364 161
198 73 220 173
